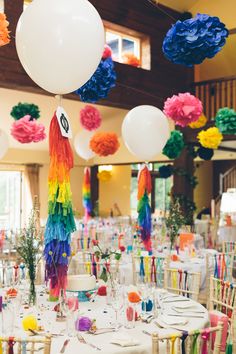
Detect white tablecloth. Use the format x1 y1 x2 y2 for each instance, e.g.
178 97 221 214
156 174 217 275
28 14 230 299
9 289 209 354
218 226 236 242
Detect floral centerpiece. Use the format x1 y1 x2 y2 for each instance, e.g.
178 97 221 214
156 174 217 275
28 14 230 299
165 199 185 250
16 209 42 305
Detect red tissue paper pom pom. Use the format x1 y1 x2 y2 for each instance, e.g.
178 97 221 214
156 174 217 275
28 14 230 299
11 115 46 143
97 286 107 296
90 132 120 157
80 105 102 131
164 92 203 127
102 44 112 59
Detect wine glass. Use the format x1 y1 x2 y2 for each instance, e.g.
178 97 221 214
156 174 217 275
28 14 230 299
110 287 124 330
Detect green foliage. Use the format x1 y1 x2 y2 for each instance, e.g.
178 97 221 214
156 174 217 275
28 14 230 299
11 102 40 120
165 199 185 248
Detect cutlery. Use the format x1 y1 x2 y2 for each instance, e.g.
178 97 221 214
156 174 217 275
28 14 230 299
29 329 63 337
60 339 70 353
154 321 184 331
171 307 205 314
77 333 101 351
163 299 190 303
166 313 204 318
88 328 117 335
142 330 152 336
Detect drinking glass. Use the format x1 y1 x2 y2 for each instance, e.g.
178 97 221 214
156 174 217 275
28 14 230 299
110 287 124 330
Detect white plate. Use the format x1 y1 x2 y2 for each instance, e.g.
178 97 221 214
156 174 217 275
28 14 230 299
172 302 198 309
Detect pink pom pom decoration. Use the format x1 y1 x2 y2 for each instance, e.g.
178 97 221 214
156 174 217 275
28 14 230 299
80 105 102 131
102 44 112 59
11 115 46 143
164 92 203 127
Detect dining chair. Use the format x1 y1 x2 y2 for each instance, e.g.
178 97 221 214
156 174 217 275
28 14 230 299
0 335 51 354
132 255 168 287
163 268 201 301
222 241 236 253
152 321 223 354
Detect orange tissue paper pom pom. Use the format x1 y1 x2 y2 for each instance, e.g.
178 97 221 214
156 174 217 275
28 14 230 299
0 13 10 47
90 132 120 157
123 53 141 67
128 292 141 303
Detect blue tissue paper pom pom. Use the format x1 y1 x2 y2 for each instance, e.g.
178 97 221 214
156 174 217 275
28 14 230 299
75 57 116 103
162 13 228 67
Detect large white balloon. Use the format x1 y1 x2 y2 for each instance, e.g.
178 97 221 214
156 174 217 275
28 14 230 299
16 0 104 94
122 105 170 161
0 130 9 160
74 131 95 161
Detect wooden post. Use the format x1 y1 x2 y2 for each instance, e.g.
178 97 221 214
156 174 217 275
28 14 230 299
90 166 99 216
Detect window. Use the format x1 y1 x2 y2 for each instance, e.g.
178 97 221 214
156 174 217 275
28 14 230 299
105 22 151 70
131 163 173 217
0 167 32 230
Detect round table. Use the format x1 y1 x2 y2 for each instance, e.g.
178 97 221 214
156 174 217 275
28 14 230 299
11 288 209 354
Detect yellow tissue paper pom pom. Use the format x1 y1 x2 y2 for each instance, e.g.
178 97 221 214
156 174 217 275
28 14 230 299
189 114 207 129
22 315 38 331
197 127 223 149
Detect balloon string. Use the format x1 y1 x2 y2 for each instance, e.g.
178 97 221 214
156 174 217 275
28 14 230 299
146 0 178 21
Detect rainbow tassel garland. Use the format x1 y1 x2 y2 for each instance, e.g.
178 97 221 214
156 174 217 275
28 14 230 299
137 165 152 251
82 167 92 222
44 113 76 298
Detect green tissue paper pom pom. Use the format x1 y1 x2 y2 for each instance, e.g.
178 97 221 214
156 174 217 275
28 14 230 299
10 102 40 120
162 130 185 159
215 107 236 135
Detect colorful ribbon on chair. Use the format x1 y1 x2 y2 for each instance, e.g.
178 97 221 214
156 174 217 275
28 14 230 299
201 329 210 354
170 336 177 354
181 331 188 354
172 270 178 289
0 338 3 354
144 256 150 282
214 255 218 278
190 331 200 354
8 337 15 354
92 255 97 278
21 341 27 354
139 256 145 281
13 265 18 282
184 271 189 297
151 256 156 283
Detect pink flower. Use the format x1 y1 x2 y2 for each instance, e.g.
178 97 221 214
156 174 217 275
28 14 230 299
11 115 46 143
80 105 102 131
102 44 112 59
163 92 203 127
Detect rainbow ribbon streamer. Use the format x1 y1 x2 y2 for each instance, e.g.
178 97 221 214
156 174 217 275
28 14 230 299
82 167 92 223
137 164 152 251
44 113 76 299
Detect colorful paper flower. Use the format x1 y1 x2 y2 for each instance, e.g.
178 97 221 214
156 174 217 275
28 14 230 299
97 170 112 182
128 292 141 303
159 165 173 178
197 127 223 149
0 13 10 47
75 316 92 331
11 115 46 144
162 130 185 159
164 93 203 127
79 105 102 131
90 132 120 156
163 13 228 66
75 46 116 103
215 107 236 135
103 44 112 59
97 285 107 296
122 53 141 67
10 102 40 121
189 114 207 129
198 146 214 160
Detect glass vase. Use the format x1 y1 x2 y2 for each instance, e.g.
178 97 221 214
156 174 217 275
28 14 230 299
125 302 136 329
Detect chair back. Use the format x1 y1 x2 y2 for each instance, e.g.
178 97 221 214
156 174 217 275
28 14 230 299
0 336 51 354
222 241 236 253
212 252 234 282
163 268 201 301
132 255 166 286
152 322 223 354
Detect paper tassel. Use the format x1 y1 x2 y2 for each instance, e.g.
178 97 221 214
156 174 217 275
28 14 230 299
44 113 76 298
137 191 152 251
137 165 152 200
82 167 92 222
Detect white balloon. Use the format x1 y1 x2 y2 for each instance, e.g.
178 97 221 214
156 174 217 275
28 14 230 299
16 0 104 94
74 130 95 161
0 130 9 160
122 105 170 161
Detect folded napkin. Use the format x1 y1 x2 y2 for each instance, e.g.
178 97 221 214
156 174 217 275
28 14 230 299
110 333 140 347
172 302 197 310
159 315 188 326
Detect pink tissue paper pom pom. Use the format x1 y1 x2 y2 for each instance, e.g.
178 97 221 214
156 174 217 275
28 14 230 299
11 115 46 143
163 92 203 127
80 105 102 131
102 44 112 59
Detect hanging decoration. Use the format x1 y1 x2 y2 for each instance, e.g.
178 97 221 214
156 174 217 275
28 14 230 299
189 114 207 129
90 132 120 157
82 167 92 223
137 165 152 251
75 45 116 103
44 113 76 300
162 130 185 159
162 13 228 67
215 107 236 135
164 93 203 127
122 53 141 67
97 170 112 182
80 105 102 131
10 102 40 121
158 165 173 178
11 115 46 144
0 13 10 47
197 127 223 149
198 146 214 161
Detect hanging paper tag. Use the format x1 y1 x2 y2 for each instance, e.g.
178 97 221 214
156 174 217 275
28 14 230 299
56 106 72 138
